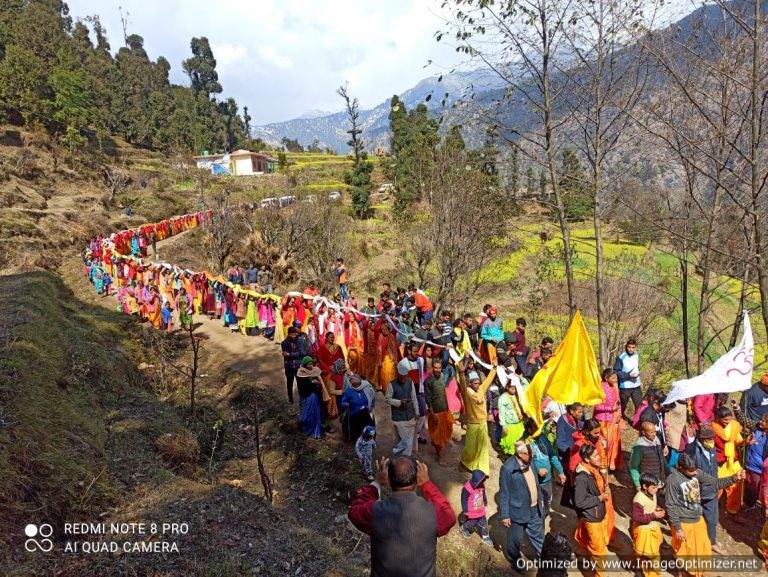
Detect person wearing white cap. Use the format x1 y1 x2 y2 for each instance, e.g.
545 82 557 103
385 358 420 456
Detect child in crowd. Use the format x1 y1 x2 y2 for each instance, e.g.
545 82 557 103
354 425 376 481
460 470 493 546
161 301 174 333
631 473 665 577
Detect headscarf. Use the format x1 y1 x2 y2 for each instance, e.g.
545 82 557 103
301 356 314 367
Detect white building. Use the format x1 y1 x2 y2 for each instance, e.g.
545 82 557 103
194 150 278 176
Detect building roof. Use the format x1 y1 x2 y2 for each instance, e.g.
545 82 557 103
193 153 226 161
193 150 278 163
230 149 278 162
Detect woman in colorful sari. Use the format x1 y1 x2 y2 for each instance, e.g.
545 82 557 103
176 287 193 330
281 294 296 330
317 331 345 418
361 317 378 382
235 293 248 334
375 320 399 392
592 368 623 471
498 380 527 454
241 296 256 335
223 288 237 327
296 356 324 439
344 312 365 376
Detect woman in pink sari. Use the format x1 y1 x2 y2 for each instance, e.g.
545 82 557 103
592 368 623 471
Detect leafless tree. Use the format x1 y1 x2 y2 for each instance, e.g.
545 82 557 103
399 136 504 312
251 400 273 504
442 0 579 318
166 323 205 421
337 83 364 168
559 0 650 365
199 181 245 272
635 0 767 367
103 166 129 207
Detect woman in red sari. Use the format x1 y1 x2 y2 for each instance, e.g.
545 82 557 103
317 331 345 418
361 317 378 383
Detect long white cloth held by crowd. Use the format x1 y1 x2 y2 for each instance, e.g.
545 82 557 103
664 311 755 405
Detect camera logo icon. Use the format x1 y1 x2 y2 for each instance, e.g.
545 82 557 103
24 523 53 552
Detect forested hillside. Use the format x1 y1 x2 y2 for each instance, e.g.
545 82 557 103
0 0 257 156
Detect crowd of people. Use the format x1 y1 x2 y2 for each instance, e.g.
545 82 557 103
280 275 768 576
82 213 768 577
83 212 287 339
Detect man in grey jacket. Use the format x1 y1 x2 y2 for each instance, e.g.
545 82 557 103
386 359 419 456
665 454 744 561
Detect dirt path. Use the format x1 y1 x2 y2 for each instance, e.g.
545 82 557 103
74 232 764 576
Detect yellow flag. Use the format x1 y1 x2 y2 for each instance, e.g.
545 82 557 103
520 311 603 430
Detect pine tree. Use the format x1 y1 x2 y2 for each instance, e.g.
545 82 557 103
243 105 251 136
539 169 547 199
182 37 222 99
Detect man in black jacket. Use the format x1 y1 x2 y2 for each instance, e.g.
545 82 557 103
281 326 309 404
498 441 545 570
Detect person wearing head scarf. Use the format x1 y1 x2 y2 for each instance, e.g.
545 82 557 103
456 360 498 475
385 359 420 456
296 356 324 439
339 373 375 442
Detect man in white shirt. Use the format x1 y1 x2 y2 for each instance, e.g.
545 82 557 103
613 337 642 422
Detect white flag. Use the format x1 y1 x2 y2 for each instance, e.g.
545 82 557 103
664 311 754 405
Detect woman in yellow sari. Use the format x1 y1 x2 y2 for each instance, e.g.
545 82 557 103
711 406 748 514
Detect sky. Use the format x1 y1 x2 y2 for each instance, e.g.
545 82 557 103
65 0 463 125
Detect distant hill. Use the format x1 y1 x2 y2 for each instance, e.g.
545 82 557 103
252 70 507 152
254 0 762 153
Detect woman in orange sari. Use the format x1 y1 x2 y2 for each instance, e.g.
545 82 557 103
592 369 623 471
711 405 747 514
574 444 614 577
344 312 364 375
146 286 163 329
375 319 399 391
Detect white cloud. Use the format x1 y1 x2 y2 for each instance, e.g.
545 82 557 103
65 0 462 124
211 43 247 68
256 45 294 70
